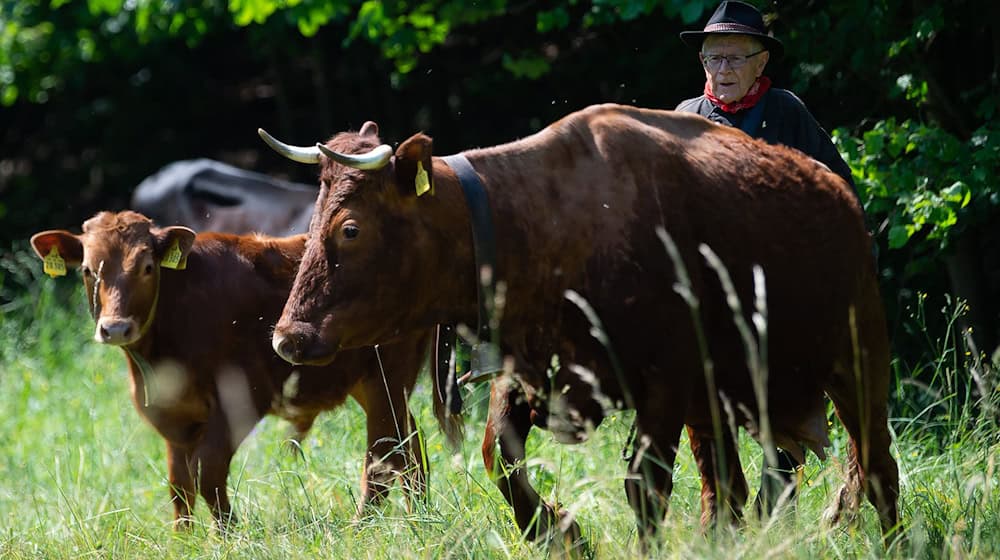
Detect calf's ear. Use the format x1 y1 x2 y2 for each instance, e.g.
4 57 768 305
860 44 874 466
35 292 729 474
153 226 197 269
30 230 84 268
394 133 434 198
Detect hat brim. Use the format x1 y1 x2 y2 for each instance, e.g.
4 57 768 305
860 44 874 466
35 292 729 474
679 30 784 60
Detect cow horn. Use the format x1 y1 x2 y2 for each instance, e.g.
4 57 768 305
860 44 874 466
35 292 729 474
316 143 393 171
257 128 321 164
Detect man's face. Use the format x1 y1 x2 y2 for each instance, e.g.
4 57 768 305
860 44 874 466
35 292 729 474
701 34 769 104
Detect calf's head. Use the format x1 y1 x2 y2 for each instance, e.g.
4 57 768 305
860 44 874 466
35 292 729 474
260 123 444 365
31 211 195 346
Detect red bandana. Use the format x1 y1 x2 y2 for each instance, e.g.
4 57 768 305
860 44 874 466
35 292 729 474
705 76 771 114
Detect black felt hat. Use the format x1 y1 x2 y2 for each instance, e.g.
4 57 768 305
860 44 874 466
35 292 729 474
679 1 784 59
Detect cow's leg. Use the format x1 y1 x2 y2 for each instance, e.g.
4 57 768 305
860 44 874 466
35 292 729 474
825 382 899 536
353 373 424 515
754 448 801 517
687 425 749 530
483 376 582 543
824 303 899 539
624 408 685 540
166 442 197 529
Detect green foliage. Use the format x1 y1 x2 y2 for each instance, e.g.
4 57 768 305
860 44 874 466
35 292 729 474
227 0 506 73
502 52 551 80
581 0 709 27
0 0 224 106
343 1 451 73
835 120 1000 256
1 0 719 103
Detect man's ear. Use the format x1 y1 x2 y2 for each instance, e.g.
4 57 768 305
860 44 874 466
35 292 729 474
756 50 770 76
30 230 84 268
153 226 197 269
394 133 434 197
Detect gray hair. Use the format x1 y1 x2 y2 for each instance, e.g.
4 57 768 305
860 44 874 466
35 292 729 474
701 34 765 53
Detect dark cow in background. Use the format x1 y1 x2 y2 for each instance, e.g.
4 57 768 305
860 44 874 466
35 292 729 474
131 159 315 235
31 211 447 529
259 104 899 545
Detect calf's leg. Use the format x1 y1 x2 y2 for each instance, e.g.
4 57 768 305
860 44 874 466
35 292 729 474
166 442 197 529
192 421 238 529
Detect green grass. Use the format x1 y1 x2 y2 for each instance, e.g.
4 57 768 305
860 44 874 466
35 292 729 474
1 249 998 559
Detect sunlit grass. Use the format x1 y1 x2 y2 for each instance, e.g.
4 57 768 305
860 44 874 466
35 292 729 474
1 248 998 558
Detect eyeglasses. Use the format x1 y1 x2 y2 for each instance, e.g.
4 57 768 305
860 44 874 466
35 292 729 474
700 50 766 71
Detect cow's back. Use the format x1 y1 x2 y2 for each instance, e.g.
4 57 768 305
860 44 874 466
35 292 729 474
469 104 876 440
132 159 317 236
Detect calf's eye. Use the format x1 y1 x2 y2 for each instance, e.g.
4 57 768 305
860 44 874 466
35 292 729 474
143 263 154 275
343 223 360 240
81 266 92 278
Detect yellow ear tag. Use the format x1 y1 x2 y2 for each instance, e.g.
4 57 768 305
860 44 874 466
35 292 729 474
160 238 187 270
414 161 432 197
43 247 67 278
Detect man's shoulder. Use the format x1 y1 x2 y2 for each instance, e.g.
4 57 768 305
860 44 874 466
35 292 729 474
675 95 711 114
767 88 809 112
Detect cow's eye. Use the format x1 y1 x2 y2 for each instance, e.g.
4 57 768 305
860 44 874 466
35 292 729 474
143 263 154 275
343 223 360 240
81 266 92 278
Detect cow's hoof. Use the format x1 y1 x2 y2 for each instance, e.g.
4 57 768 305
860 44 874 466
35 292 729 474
541 508 588 558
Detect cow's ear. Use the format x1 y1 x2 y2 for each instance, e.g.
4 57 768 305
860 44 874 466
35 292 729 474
359 121 379 138
30 230 83 268
394 133 434 198
153 226 196 270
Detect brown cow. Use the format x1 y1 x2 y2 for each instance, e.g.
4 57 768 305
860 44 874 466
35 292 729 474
30 211 445 529
260 104 899 544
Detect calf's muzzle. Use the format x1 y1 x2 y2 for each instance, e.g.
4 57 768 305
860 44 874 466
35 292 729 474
95 317 140 346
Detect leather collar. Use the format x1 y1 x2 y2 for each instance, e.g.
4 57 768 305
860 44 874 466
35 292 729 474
433 154 502 414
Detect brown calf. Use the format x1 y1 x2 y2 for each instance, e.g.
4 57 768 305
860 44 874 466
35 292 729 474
260 105 898 544
31 211 442 529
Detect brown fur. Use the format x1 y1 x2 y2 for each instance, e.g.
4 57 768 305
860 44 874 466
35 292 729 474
31 211 439 529
273 105 899 541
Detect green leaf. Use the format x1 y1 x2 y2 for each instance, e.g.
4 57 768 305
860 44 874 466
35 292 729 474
941 181 966 204
537 8 570 33
888 224 911 249
502 52 551 79
1 84 17 106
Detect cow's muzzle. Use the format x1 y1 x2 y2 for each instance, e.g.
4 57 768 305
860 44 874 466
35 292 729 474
272 325 338 366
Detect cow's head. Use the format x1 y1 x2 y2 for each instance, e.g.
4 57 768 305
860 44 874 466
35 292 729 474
31 211 195 346
260 122 459 366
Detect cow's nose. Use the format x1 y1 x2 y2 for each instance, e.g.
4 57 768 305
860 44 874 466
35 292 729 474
272 333 302 365
96 317 138 346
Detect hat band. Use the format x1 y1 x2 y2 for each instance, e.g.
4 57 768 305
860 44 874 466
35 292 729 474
703 22 765 35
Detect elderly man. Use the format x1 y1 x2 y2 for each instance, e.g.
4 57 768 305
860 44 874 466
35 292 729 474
675 1 869 515
676 1 856 195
